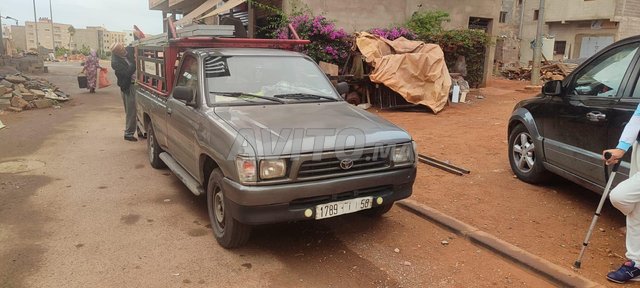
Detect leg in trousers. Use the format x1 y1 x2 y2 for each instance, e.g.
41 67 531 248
120 87 137 137
610 142 640 262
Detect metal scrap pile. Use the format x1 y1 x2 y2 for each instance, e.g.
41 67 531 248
0 74 70 112
501 62 578 82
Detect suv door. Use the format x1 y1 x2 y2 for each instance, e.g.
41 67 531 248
166 54 202 176
607 57 640 186
542 42 640 185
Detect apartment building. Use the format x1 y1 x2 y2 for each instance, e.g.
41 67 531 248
72 27 102 53
25 18 72 50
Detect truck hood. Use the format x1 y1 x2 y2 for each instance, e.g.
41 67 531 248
213 102 412 156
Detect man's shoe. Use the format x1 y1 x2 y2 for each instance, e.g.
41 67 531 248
124 135 138 142
607 261 640 283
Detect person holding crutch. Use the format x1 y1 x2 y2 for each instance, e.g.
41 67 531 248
603 104 640 283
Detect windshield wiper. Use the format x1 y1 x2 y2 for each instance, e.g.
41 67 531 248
273 93 339 102
210 92 285 104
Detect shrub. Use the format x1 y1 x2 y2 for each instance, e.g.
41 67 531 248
274 14 351 67
368 27 417 40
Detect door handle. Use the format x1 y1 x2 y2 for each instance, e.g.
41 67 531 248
586 111 606 122
167 108 172 115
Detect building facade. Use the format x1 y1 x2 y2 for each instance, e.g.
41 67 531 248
72 27 102 53
515 0 640 64
25 18 72 50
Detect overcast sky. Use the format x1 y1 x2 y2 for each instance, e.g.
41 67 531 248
0 0 164 35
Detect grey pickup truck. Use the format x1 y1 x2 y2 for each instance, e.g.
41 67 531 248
134 36 416 248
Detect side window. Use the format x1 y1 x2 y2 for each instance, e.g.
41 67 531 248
175 55 199 103
571 43 639 98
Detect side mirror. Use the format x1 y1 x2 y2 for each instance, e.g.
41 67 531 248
335 82 349 96
542 80 563 96
173 86 194 103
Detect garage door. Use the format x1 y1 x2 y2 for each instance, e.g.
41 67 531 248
579 36 614 58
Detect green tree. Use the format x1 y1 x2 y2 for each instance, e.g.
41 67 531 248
68 26 76 50
405 10 450 38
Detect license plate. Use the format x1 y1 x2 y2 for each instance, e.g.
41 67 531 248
315 197 373 220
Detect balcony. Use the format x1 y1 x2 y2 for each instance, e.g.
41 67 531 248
545 0 616 22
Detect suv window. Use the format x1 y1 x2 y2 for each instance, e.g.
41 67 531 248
571 43 639 98
175 55 199 103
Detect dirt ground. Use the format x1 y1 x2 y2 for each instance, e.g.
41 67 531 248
0 63 631 287
376 77 633 286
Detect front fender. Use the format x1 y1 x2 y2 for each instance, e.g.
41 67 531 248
508 107 545 160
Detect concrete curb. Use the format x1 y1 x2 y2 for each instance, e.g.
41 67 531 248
397 199 604 288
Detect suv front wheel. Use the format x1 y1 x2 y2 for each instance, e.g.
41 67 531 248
508 124 550 183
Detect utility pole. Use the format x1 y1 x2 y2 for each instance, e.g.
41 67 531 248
49 0 55 50
531 0 545 86
33 0 39 51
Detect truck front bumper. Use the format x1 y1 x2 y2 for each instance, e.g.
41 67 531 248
221 167 416 225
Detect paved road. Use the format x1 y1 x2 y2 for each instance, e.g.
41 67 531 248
0 63 554 287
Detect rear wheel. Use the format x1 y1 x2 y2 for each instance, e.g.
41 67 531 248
147 123 165 169
207 169 251 248
508 124 550 183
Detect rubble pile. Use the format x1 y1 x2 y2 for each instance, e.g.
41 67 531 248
501 62 579 82
0 74 70 112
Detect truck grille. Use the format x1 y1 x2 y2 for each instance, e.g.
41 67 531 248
297 151 389 179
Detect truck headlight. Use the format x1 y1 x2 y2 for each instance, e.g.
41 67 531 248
391 144 413 165
260 159 287 179
236 157 257 183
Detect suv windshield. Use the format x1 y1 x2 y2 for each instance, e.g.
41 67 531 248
205 55 340 105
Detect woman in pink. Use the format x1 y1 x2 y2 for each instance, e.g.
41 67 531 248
82 50 101 93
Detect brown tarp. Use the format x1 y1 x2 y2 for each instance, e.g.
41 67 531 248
355 32 452 114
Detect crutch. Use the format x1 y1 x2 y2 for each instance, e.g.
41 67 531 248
574 152 622 268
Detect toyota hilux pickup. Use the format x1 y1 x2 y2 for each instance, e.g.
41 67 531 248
134 33 416 248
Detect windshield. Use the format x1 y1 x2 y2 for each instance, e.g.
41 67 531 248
205 55 340 105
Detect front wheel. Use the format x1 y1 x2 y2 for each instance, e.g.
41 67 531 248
207 169 251 249
508 124 550 183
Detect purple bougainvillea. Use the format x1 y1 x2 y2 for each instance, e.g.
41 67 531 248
275 14 351 66
368 27 417 40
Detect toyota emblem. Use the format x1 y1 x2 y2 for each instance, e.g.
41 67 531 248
340 159 354 170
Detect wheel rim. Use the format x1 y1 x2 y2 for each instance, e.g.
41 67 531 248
148 129 155 161
512 132 536 173
213 187 225 230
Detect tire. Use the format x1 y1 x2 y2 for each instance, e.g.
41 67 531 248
363 202 394 217
207 168 251 249
147 123 166 169
508 124 550 183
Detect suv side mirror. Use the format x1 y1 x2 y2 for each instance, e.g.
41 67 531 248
173 86 194 103
335 82 349 96
542 80 563 96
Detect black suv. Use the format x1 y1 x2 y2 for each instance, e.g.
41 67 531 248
508 36 640 192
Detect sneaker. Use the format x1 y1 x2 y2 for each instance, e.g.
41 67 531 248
124 135 138 142
607 261 640 283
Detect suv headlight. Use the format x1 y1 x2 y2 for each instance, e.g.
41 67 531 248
391 144 414 165
236 157 257 183
260 159 287 179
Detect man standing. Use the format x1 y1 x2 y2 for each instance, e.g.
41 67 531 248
110 42 137 141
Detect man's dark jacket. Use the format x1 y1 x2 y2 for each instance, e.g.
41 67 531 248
111 47 136 92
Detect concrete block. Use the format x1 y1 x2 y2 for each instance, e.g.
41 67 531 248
21 93 35 101
33 99 54 109
11 96 29 109
30 89 45 98
1 93 12 99
0 98 11 110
